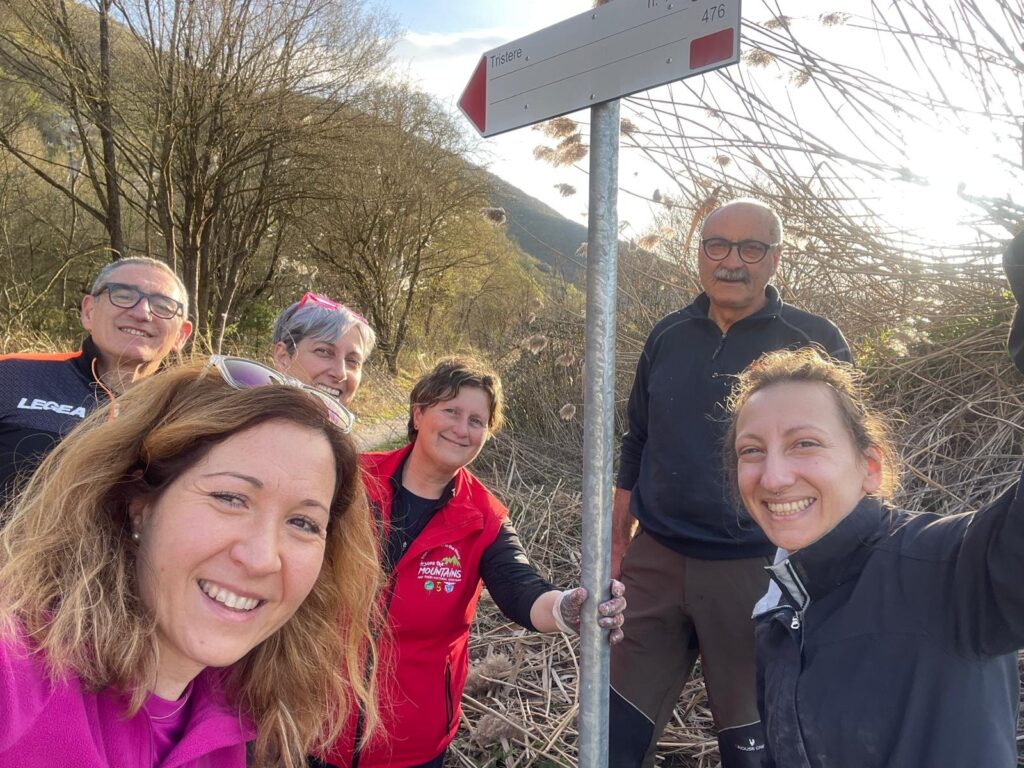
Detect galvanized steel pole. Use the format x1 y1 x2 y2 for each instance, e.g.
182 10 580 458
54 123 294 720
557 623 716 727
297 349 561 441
577 93 619 767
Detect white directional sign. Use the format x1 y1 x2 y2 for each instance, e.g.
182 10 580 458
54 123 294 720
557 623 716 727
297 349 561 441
459 0 741 137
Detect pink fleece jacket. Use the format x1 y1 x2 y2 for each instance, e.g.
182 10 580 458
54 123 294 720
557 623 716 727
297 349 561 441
0 629 255 767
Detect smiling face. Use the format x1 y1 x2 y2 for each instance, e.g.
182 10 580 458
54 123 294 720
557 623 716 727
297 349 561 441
734 381 881 552
81 264 193 373
132 419 336 696
698 202 780 330
273 325 366 407
411 386 491 477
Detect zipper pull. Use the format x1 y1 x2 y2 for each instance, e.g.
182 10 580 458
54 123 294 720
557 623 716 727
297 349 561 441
790 613 801 630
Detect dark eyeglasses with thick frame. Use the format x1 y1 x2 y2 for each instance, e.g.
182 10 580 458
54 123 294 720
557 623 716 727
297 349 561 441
94 283 185 320
700 238 779 264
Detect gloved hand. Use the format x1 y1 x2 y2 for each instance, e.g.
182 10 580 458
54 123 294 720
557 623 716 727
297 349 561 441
553 579 626 644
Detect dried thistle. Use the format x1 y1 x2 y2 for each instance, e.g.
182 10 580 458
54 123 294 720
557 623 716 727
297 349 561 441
525 334 549 355
555 350 575 367
764 15 790 29
554 183 577 197
743 49 775 68
472 713 519 747
481 207 507 225
559 403 577 421
789 69 812 88
638 234 662 250
820 12 850 26
575 242 588 258
620 117 639 137
533 116 578 139
533 145 555 162
464 652 515 697
714 155 732 167
552 139 588 166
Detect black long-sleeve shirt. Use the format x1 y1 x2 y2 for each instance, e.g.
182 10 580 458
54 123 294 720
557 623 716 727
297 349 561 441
387 484 555 629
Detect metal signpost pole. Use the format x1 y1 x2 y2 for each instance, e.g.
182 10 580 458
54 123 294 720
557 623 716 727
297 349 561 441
458 4 741 764
578 93 619 767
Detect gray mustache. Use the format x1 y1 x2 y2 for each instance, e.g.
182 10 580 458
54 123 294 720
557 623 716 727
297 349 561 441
713 267 750 283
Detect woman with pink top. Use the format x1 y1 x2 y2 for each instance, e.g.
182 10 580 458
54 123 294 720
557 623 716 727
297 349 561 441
0 358 382 767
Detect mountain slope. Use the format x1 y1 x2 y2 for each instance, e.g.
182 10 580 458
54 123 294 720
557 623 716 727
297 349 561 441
484 171 588 283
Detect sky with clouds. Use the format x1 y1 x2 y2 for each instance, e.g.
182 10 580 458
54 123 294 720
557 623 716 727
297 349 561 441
385 0 635 230
383 1 1011 249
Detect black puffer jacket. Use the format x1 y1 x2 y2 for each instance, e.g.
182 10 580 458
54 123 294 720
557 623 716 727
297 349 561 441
754 488 1024 768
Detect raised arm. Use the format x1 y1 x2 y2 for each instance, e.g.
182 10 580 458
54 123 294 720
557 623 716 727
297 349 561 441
1002 231 1024 374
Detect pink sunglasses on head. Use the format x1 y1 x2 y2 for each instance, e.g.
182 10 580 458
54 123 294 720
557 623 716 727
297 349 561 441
295 292 369 326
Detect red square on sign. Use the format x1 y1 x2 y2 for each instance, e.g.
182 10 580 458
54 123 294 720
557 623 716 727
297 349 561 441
690 29 734 70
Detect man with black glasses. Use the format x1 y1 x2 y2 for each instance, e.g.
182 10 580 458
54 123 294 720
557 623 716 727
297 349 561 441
0 257 192 497
609 200 851 767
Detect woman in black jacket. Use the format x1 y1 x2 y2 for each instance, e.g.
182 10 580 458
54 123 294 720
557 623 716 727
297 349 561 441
721 345 1024 768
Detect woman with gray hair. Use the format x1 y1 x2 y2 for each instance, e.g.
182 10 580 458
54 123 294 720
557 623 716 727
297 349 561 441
272 293 376 409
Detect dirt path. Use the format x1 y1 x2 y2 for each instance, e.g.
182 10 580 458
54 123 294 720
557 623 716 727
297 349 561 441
352 416 406 451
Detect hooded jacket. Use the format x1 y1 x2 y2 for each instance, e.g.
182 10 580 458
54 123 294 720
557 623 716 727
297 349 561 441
754 485 1024 768
323 445 507 768
0 627 255 767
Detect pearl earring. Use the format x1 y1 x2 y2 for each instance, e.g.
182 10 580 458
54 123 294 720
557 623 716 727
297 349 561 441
132 531 141 543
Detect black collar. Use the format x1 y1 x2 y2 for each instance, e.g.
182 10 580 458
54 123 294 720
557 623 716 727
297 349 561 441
768 496 890 609
388 448 457 512
691 284 783 326
73 335 103 386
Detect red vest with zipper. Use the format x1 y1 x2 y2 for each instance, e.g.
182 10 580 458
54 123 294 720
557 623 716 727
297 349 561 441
323 444 506 768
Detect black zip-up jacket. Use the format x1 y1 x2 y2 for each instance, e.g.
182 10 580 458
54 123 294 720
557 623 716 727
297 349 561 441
616 286 851 559
754 490 1024 768
1002 229 1024 373
0 337 104 500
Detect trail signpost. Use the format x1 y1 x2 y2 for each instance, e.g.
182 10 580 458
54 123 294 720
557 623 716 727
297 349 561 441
458 0 740 137
459 2 741 765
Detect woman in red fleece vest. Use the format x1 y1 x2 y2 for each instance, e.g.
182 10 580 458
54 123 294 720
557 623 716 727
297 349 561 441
317 357 626 768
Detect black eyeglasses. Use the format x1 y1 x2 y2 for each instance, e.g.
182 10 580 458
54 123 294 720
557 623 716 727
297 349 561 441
701 238 779 264
95 283 185 319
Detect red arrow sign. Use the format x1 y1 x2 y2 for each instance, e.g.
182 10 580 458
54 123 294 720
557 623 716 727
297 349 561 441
457 0 740 138
458 56 487 134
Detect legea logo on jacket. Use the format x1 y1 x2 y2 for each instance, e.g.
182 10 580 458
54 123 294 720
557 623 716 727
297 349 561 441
417 544 463 594
17 398 87 418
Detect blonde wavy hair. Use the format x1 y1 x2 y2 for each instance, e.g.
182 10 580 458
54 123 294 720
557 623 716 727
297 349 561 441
0 362 381 767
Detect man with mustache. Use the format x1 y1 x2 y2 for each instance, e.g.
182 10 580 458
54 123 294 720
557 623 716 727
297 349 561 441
609 199 850 767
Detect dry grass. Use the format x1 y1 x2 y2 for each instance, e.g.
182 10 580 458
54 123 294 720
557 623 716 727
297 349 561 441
459 310 1024 766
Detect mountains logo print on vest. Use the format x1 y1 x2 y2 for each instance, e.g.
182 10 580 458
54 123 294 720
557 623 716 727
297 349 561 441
417 544 464 594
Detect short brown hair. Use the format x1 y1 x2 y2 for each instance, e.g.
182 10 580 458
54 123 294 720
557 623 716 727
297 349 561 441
0 362 381 767
723 347 900 505
407 357 504 441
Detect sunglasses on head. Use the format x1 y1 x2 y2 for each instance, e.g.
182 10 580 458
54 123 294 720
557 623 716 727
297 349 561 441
207 355 355 433
295 292 369 326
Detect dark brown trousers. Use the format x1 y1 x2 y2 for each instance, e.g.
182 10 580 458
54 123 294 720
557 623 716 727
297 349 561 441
609 530 768 767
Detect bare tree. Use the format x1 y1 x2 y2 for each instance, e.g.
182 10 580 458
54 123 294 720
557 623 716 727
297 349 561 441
0 0 396 345
304 84 495 373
